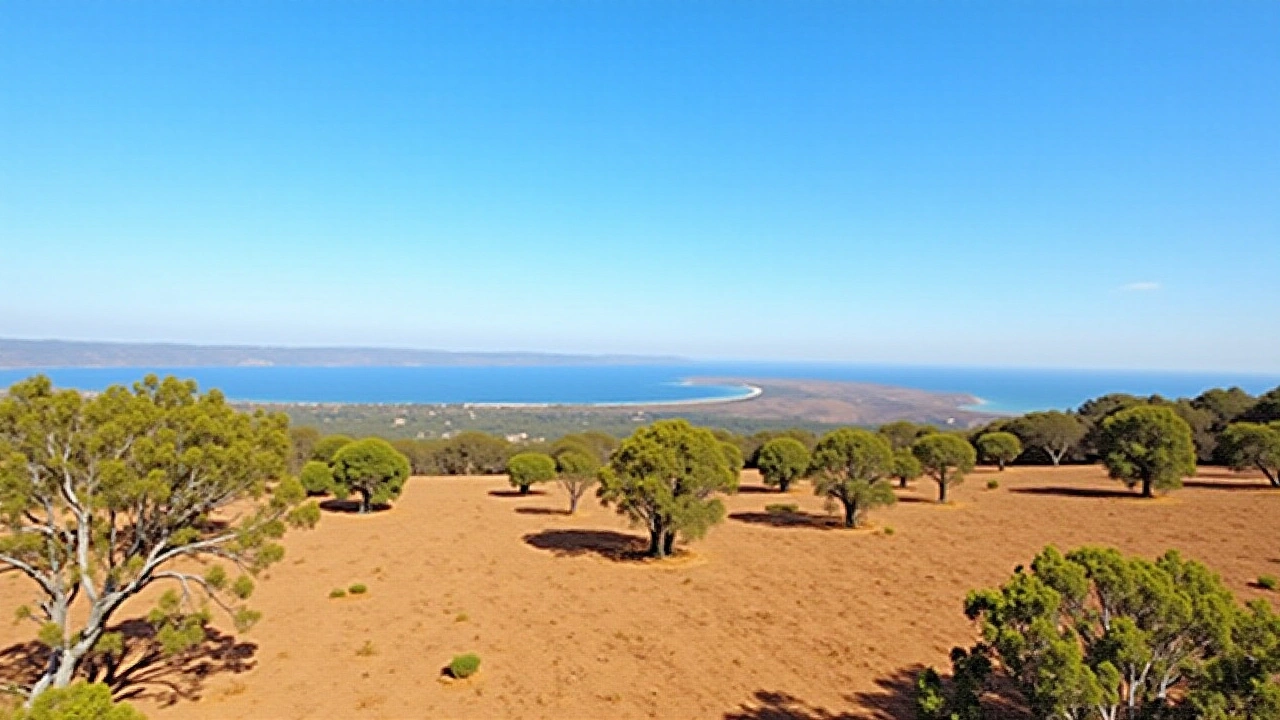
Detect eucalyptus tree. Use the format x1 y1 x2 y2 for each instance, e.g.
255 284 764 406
329 438 411 512
809 428 896 528
755 437 810 492
1098 405 1196 498
912 434 977 503
975 431 1022 471
0 375 318 703
597 420 737 558
506 451 557 495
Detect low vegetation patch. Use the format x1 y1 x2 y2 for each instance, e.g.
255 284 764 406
329 588 347 599
449 653 481 679
348 583 368 595
985 478 999 490
765 503 799 515
1258 574 1279 591
356 640 377 657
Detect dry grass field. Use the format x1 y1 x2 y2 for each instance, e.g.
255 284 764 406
2 465 1277 719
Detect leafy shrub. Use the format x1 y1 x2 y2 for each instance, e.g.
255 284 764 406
882 526 895 536
348 583 368 595
9 682 145 720
355 640 376 657
765 503 799 515
449 653 481 679
454 612 469 623
329 588 346 599
1259 575 1279 591
986 479 999 490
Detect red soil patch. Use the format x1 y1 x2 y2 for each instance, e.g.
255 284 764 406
1 465 1276 719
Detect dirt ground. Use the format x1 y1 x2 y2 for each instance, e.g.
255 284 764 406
1 465 1277 719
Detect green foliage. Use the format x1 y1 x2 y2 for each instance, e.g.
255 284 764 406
764 503 798 515
0 374 314 700
1008 410 1086 466
550 431 619 464
719 440 745 475
914 647 990 720
911 434 977 503
505 452 557 494
598 419 738 558
878 421 938 451
939 545 1280 720
1219 422 1280 487
449 653 481 679
756 437 810 492
329 438 410 512
348 583 367 595
554 449 599 514
6 682 145 720
299 460 334 496
1243 387 1280 424
890 448 923 488
288 426 321 474
1099 405 1197 497
974 431 1021 471
310 434 353 463
986 479 999 490
1259 575 1279 591
809 428 896 528
328 588 346 599
435 431 511 475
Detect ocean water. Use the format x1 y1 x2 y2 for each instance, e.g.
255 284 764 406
1 363 1278 414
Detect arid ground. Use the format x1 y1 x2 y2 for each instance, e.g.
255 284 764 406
2 466 1277 719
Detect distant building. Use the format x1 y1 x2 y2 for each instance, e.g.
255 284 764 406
393 417 406 427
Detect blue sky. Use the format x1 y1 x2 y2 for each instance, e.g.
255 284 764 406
1 2 1277 371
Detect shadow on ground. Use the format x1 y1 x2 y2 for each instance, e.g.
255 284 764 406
488 489 548 498
1010 487 1141 500
737 485 788 495
722 690 861 719
1183 479 1276 492
0 618 257 707
521 529 648 561
729 510 843 530
515 507 571 516
318 499 392 514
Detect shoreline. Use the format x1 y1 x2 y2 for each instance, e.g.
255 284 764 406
464 383 764 409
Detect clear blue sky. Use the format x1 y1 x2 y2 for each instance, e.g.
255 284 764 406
1 2 1276 371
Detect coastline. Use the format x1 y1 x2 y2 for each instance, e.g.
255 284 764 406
466 383 764 409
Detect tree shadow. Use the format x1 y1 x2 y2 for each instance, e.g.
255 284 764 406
0 618 257 707
522 529 648 561
488 489 548 498
318 499 392 513
729 511 842 530
1183 479 1276 492
723 690 861 719
1010 487 1140 500
845 666 925 720
515 507 571 516
893 494 933 504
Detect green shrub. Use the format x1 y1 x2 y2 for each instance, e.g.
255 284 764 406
986 479 999 490
449 653 481 679
9 682 145 720
765 503 799 515
454 612 469 623
329 588 346 599
1259 575 1279 591
348 583 368 595
882 526 895 536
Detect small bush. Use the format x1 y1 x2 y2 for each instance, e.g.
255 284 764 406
329 588 347 599
356 640 376 657
986 479 1000 490
349 583 368 595
882 526 895 536
449 653 481 679
1259 575 1279 591
765 503 799 515
454 612 469 623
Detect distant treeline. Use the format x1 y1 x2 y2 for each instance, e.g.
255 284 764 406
290 383 1280 477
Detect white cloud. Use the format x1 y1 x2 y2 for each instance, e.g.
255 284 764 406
1120 281 1161 292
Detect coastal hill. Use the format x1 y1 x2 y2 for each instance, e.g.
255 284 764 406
0 338 680 369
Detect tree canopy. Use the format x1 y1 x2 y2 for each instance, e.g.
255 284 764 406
329 438 411 512
919 545 1280 719
1219 421 1280 487
0 374 317 702
878 420 937 451
1010 411 1086 466
755 437 810 492
554 449 599 514
435 431 510 475
911 434 977 503
975 431 1022 471
597 420 738 558
1098 405 1196 498
890 448 923 488
809 428 896 528
310 434 353 463
506 452 557 494
299 459 334 495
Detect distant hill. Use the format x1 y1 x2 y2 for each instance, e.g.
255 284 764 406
0 339 681 369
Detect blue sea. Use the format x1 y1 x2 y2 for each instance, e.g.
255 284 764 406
2 363 1279 414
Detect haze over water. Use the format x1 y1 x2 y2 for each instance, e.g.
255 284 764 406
3 364 1278 414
